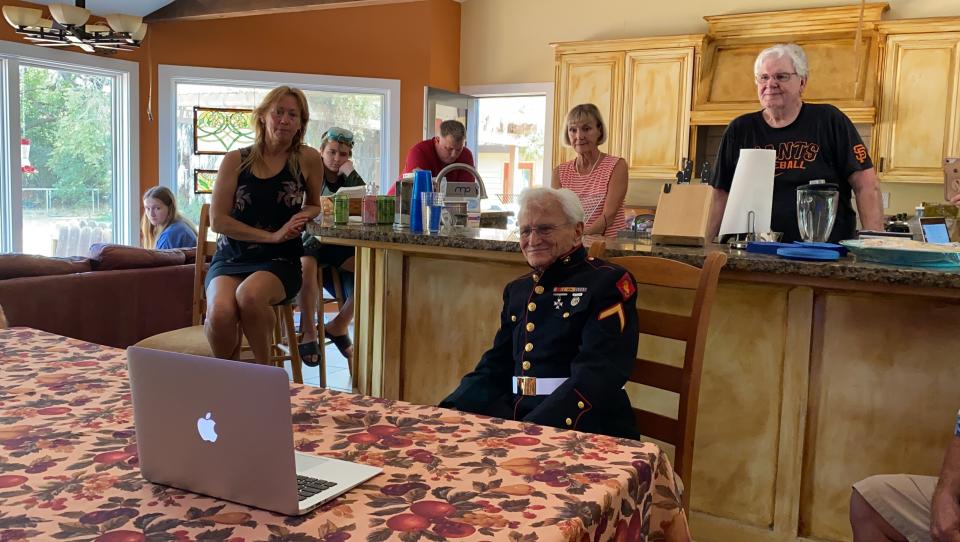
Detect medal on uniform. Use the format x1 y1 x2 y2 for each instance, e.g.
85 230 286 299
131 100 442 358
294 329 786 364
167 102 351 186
554 297 564 309
571 296 580 307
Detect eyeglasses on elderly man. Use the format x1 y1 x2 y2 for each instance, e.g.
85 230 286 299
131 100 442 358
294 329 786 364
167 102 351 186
755 72 799 84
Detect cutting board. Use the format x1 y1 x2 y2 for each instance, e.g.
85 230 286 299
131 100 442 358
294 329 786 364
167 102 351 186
651 183 714 246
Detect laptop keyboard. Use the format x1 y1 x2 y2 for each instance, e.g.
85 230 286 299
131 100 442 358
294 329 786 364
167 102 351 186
297 475 337 501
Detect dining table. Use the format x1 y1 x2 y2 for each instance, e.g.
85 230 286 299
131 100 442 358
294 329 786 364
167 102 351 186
0 327 690 541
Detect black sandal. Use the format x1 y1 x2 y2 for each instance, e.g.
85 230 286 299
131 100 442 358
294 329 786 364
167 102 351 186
298 340 321 367
324 330 353 359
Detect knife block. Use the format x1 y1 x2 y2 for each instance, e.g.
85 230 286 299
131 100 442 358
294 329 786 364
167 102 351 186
651 183 714 246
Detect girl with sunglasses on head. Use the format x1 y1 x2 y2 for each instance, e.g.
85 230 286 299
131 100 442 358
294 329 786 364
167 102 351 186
298 127 365 366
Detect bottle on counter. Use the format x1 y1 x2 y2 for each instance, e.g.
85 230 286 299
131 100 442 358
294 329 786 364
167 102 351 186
362 183 379 225
907 205 924 241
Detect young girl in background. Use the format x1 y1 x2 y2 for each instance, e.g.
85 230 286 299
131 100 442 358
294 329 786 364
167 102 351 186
141 186 198 249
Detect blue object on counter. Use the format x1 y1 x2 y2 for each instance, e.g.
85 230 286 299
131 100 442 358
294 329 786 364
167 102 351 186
776 247 840 261
746 241 794 255
840 239 960 268
794 241 848 256
409 169 432 233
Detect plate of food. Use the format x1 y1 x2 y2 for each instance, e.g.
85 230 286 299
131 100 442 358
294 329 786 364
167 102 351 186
840 238 960 267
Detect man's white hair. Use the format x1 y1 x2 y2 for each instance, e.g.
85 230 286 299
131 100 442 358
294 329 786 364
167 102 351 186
755 43 809 79
518 187 584 224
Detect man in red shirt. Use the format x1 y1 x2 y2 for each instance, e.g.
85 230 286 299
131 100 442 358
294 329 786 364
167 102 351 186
389 120 476 195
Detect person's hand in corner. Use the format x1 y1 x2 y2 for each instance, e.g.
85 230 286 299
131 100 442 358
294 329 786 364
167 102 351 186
931 487 960 542
950 193 960 207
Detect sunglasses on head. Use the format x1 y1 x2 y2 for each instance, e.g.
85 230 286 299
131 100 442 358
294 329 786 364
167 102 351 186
324 127 354 145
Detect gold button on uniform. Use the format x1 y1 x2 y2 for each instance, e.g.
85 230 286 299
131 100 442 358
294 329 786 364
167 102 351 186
511 315 517 322
524 343 533 352
522 361 531 370
526 322 535 332
577 401 585 409
563 312 570 319
534 285 544 294
565 417 573 426
527 302 536 312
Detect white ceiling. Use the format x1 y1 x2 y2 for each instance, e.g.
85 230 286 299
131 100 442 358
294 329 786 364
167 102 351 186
24 1 175 17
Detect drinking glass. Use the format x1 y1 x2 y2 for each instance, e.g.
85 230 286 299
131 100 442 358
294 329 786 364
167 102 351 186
333 194 350 225
421 192 444 234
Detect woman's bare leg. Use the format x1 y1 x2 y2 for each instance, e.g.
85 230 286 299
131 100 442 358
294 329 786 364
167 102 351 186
298 256 319 343
235 271 286 365
205 275 244 359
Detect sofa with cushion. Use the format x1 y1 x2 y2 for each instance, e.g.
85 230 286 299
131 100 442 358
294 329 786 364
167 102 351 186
0 244 195 348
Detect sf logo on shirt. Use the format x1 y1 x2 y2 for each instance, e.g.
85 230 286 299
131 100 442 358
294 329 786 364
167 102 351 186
852 144 868 164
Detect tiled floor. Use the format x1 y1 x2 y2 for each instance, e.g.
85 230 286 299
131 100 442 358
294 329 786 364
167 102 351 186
283 312 353 392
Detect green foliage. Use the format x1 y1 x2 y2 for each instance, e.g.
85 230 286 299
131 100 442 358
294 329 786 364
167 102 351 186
20 66 113 212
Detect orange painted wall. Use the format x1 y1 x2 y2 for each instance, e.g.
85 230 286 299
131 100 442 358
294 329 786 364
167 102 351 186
1 0 462 198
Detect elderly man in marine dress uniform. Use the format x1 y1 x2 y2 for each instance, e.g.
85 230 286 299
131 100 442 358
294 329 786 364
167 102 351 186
440 187 641 439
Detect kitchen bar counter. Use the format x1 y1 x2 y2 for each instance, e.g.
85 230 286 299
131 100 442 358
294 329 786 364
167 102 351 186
307 221 960 542
307 222 960 293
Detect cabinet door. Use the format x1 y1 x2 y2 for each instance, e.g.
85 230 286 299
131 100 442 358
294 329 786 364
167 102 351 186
876 33 960 182
554 51 624 167
622 48 695 179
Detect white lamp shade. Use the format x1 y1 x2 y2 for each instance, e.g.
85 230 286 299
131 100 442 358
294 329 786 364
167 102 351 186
105 13 142 34
131 22 147 41
34 18 53 29
2 6 42 27
49 3 90 26
85 24 109 33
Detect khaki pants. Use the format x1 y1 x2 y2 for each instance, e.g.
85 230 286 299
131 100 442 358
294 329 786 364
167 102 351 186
854 474 937 542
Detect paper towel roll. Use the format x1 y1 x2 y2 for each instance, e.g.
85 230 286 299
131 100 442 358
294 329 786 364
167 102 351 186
719 148 776 238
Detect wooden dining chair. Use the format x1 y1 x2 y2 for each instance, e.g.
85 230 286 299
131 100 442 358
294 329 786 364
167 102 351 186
595 241 727 511
135 204 304 384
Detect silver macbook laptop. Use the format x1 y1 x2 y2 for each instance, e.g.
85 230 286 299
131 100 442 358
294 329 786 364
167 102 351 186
126 346 382 516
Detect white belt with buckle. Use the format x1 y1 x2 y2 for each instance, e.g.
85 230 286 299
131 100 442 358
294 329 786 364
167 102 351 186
514 376 567 396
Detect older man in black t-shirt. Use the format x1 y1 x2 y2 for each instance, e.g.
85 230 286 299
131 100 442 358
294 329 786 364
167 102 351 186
706 43 884 243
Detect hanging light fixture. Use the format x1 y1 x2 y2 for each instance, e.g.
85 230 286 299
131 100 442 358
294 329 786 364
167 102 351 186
2 1 147 54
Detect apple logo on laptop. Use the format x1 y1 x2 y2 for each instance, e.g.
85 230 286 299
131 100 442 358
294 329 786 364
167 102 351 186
197 412 218 442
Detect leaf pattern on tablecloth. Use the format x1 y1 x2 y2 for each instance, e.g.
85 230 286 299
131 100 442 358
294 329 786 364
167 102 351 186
0 328 690 542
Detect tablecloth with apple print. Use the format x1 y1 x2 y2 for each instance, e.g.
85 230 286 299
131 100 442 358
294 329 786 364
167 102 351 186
0 327 690 542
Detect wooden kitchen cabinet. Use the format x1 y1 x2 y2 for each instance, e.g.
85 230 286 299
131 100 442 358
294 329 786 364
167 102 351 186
622 47 695 179
875 23 960 183
552 36 703 179
554 51 624 165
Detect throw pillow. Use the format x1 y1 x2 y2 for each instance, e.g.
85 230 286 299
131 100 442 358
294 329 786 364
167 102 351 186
88 244 186 271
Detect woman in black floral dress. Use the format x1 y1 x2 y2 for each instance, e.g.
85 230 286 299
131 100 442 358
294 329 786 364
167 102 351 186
205 86 323 365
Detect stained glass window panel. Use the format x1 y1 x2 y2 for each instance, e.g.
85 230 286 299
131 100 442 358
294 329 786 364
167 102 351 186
193 107 254 154
193 169 218 194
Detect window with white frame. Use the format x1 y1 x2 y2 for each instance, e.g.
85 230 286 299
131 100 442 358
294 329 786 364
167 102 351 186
158 66 401 227
0 40 138 256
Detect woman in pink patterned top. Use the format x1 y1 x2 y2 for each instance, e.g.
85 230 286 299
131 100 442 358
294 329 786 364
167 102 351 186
551 103 628 237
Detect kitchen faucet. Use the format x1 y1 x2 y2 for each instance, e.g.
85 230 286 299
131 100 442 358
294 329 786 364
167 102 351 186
435 163 487 199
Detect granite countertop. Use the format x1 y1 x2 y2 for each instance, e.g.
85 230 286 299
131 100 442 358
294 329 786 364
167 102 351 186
306 220 960 290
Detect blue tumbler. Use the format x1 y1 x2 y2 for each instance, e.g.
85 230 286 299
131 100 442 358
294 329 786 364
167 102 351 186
409 169 432 233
